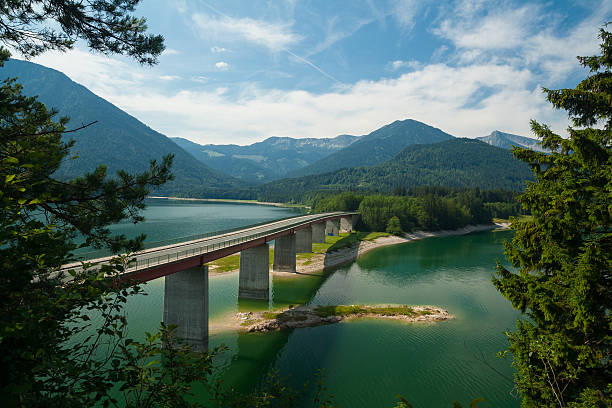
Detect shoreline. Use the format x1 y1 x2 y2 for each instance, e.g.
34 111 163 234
147 196 309 209
210 223 509 280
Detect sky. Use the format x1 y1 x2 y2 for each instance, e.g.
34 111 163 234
25 0 612 145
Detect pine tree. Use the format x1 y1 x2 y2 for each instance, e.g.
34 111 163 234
493 26 611 408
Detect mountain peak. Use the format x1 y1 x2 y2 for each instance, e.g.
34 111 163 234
477 130 547 152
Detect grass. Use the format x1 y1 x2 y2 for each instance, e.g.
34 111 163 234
493 214 533 224
206 254 240 273
313 305 417 318
326 231 390 253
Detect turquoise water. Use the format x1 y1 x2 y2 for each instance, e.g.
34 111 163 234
109 200 521 407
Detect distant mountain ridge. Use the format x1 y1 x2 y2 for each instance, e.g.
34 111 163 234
2 59 245 195
477 130 546 152
287 119 455 178
172 134 360 183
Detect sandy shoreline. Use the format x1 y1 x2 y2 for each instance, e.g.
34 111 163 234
210 223 508 280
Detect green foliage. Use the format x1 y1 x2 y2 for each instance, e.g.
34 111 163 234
493 25 611 408
386 216 403 236
0 56 177 404
312 191 364 212
0 0 164 64
313 305 417 318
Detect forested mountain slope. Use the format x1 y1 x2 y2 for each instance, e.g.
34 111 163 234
256 138 533 202
172 134 359 183
2 59 245 195
287 119 454 178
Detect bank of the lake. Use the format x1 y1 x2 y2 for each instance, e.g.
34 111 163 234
148 195 309 209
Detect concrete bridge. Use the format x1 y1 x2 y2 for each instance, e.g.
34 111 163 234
62 212 359 351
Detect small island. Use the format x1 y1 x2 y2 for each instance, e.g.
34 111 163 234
237 305 452 333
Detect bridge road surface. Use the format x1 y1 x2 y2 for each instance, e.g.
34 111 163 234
59 212 358 282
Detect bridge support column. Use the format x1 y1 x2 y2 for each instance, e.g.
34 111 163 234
273 234 296 273
163 266 208 352
312 222 326 243
325 220 339 236
296 226 312 253
340 216 353 232
239 243 269 300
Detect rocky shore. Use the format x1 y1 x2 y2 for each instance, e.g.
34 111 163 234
236 305 452 333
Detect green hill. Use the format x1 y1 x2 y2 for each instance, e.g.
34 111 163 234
287 119 454 178
256 138 533 202
1 59 246 195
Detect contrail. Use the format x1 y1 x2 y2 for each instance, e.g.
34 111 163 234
200 0 341 84
283 49 341 84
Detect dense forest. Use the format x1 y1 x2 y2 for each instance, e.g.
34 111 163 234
256 138 533 203
312 188 525 233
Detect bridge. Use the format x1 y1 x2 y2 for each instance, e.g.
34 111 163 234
62 212 359 351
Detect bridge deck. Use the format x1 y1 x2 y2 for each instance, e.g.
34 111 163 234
60 212 358 282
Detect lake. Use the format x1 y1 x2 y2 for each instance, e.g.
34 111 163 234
111 199 521 407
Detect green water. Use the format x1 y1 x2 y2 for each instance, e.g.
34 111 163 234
112 200 521 407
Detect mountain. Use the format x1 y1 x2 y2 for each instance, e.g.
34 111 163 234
286 119 455 178
1 59 246 196
172 134 360 183
256 138 533 202
477 130 546 152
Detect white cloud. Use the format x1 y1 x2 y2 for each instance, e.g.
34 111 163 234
159 75 180 81
192 14 301 51
390 60 421 70
211 46 229 53
191 76 209 83
433 2 606 82
79 61 565 145
393 0 425 31
215 61 229 70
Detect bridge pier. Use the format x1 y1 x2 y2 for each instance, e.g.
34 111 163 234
296 226 312 253
163 266 208 352
273 234 296 272
340 216 354 232
312 222 326 243
325 220 339 236
239 243 269 300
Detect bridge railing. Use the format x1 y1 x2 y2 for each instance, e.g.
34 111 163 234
71 213 310 261
121 212 353 272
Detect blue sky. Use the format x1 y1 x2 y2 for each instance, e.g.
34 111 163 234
29 0 611 145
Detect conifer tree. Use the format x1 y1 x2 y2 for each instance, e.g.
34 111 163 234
493 26 611 408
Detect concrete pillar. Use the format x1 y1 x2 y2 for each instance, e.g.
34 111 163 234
312 222 326 243
239 243 270 300
296 226 312 253
325 220 339 236
340 217 353 232
273 234 296 273
163 266 208 352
